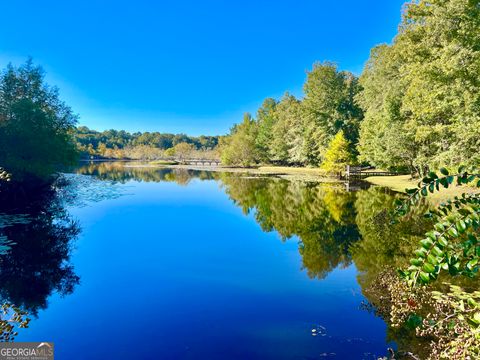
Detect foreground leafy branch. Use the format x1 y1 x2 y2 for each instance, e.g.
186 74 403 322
399 198 480 285
395 166 480 285
0 303 30 341
394 166 480 217
381 165 480 358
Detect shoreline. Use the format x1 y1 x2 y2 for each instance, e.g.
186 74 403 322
81 161 479 201
151 164 341 183
79 160 340 182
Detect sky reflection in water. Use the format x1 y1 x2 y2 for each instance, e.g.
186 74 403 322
4 163 425 359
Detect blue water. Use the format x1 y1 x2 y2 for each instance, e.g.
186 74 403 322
11 167 394 359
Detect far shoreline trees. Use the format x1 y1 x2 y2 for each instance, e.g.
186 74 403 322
74 126 220 161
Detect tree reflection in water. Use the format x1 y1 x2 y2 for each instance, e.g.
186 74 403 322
219 174 360 279
0 185 80 327
75 161 217 185
75 163 418 283
218 173 447 355
72 164 448 353
0 169 131 340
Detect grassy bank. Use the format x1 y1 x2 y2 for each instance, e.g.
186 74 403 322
364 175 414 193
365 175 479 203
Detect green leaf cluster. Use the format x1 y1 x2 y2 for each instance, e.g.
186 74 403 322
0 303 30 342
397 166 480 285
357 0 480 174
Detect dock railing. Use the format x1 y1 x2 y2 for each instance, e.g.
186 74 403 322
345 165 399 179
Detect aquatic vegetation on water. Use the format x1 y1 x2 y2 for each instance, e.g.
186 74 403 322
56 173 128 207
365 270 480 359
0 214 31 255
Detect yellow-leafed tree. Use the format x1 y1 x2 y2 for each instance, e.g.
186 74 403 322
321 131 353 175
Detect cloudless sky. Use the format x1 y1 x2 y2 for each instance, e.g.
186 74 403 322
0 0 405 135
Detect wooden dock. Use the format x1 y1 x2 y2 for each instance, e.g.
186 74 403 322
345 165 399 180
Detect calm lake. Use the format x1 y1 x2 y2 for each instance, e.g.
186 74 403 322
1 162 429 359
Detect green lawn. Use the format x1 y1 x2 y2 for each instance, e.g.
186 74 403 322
365 175 479 203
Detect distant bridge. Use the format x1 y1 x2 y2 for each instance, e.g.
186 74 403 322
179 158 221 166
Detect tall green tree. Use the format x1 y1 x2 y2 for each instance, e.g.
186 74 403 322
220 113 258 167
357 44 416 172
302 62 363 165
255 98 277 162
340 73 364 157
269 93 300 164
0 60 78 184
282 95 306 165
358 0 480 174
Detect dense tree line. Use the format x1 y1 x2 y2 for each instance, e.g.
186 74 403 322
74 126 219 160
221 62 362 170
222 0 480 175
357 0 480 175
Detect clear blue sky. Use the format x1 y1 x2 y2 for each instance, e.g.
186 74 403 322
0 0 405 135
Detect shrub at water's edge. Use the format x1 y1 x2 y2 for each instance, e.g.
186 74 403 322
0 59 78 191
